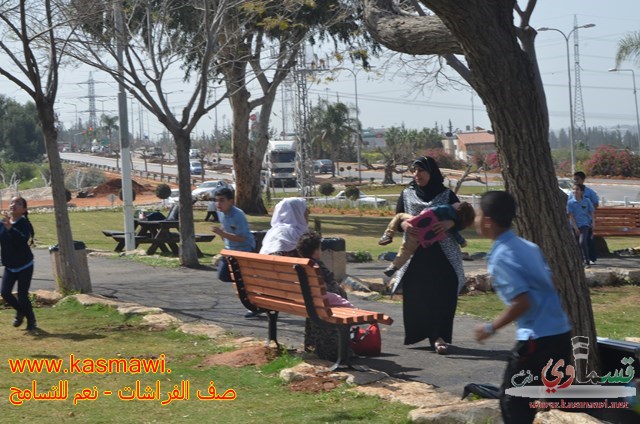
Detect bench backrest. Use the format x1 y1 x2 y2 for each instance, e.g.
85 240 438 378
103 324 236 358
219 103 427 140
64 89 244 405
594 207 640 231
220 249 332 321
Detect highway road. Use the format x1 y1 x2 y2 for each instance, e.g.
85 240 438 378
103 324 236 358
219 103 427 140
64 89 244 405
60 152 640 204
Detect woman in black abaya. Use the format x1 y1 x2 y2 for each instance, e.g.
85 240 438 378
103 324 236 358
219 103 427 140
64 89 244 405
390 156 465 354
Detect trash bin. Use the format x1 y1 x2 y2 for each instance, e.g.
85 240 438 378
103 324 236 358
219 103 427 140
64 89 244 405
49 241 92 293
320 237 346 281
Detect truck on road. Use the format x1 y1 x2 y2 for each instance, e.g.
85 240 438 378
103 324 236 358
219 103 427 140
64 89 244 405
264 139 297 187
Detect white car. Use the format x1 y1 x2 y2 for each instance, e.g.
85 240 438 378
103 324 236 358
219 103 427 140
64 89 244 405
558 178 573 195
191 180 232 199
314 190 388 207
166 188 180 205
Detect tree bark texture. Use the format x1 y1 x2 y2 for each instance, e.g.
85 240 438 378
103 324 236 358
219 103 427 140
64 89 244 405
173 131 200 267
36 101 83 292
363 0 598 367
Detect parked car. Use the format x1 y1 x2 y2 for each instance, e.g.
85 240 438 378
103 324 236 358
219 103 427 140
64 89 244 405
558 178 573 195
189 160 203 175
191 180 232 199
314 159 334 174
166 188 180 205
189 148 201 159
314 190 388 207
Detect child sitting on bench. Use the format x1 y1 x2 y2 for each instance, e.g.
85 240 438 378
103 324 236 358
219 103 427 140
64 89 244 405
379 202 475 277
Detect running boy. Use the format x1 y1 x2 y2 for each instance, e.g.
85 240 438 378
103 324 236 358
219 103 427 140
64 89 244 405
473 191 571 424
211 187 255 282
378 202 475 277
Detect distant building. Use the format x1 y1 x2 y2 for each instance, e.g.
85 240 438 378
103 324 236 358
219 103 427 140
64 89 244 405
442 130 496 161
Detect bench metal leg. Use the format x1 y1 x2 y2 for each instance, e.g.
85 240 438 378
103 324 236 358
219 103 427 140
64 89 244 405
266 311 280 348
329 325 352 371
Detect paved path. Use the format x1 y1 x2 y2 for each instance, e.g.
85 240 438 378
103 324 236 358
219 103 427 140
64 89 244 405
29 249 639 397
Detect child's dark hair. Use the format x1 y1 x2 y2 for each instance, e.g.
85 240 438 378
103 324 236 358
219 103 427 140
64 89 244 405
296 231 322 258
214 187 234 200
456 202 476 229
479 191 516 229
573 183 585 192
13 196 35 245
573 171 586 180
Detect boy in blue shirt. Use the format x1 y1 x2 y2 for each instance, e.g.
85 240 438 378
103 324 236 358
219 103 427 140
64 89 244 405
570 171 599 264
567 183 595 268
211 187 255 282
474 191 571 424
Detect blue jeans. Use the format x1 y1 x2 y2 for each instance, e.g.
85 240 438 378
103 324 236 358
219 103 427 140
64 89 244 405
1 266 35 324
217 258 232 282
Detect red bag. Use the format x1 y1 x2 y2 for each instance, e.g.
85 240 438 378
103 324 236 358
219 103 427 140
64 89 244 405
350 323 381 357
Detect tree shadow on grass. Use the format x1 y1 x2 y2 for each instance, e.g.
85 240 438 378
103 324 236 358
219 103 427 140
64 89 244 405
26 328 106 341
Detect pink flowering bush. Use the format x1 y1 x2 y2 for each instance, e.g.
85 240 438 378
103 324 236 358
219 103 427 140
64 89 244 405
583 145 640 177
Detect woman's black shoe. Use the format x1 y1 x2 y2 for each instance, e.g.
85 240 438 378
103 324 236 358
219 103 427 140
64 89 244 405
13 314 24 327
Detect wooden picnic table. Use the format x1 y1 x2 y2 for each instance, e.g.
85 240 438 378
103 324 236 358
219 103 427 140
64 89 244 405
104 219 214 257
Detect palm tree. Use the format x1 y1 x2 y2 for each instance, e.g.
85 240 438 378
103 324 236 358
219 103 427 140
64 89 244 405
615 31 640 66
309 100 355 177
100 114 119 152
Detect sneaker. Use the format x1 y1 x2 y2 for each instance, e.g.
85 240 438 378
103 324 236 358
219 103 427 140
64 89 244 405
383 265 397 277
12 313 24 328
378 234 393 246
244 310 264 318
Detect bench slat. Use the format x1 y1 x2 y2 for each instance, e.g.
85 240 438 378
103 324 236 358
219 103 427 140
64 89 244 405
593 207 640 237
238 278 326 301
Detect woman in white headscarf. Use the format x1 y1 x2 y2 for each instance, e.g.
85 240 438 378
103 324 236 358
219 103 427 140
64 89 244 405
259 197 309 255
245 198 310 318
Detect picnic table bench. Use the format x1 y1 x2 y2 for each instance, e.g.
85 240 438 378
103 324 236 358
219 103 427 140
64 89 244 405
593 207 640 237
221 249 393 370
103 221 215 257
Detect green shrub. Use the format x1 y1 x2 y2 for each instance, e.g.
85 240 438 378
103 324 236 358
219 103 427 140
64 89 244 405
155 183 172 199
5 162 37 181
344 185 360 202
318 182 335 197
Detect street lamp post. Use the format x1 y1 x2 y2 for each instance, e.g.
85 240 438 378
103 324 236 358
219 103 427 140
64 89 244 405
335 68 363 183
538 23 595 174
609 68 640 154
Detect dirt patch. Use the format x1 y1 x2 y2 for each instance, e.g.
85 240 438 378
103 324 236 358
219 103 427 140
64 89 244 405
91 178 151 196
288 374 343 393
200 345 280 368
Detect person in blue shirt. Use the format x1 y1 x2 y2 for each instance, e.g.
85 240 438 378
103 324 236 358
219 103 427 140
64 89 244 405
211 187 255 283
571 171 599 264
567 183 595 268
474 191 571 424
1 196 37 331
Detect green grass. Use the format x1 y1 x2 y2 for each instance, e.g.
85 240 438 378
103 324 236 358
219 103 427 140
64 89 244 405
0 299 412 422
27 209 639 263
457 286 640 339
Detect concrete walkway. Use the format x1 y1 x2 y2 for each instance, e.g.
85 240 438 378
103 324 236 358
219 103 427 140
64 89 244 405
29 248 639 398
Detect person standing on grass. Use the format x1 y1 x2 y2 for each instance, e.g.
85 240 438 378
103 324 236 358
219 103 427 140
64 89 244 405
211 187 255 283
567 183 595 268
571 171 599 264
474 191 571 424
0 196 37 332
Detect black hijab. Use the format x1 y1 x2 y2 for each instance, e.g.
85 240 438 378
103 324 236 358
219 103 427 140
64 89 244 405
410 156 447 202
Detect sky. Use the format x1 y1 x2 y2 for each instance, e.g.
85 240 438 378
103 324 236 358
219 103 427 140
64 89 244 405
1 1 640 141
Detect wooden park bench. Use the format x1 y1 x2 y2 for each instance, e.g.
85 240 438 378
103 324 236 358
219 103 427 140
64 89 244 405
220 249 393 370
593 207 640 237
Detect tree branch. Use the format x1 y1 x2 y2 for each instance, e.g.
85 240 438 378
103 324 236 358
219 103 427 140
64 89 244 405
363 0 463 55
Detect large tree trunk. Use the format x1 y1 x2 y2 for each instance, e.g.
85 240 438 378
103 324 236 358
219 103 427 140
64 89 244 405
363 0 598 369
37 102 83 292
228 84 267 215
173 131 199 267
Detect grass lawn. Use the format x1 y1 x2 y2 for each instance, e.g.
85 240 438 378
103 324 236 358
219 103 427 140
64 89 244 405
0 299 412 422
457 285 640 339
26 209 640 340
